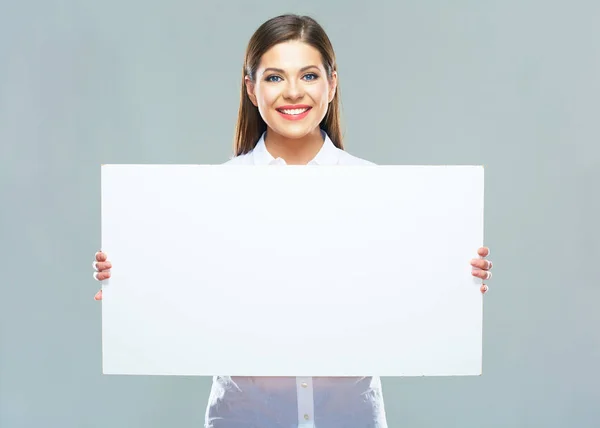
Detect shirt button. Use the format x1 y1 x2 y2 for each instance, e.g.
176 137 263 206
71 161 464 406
304 414 310 420
301 382 308 388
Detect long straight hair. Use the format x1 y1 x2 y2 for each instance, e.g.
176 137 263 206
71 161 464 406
233 14 344 156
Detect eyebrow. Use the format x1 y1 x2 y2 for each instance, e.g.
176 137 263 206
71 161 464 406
262 65 320 74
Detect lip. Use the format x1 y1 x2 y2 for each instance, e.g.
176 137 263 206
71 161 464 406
277 104 312 110
276 105 312 121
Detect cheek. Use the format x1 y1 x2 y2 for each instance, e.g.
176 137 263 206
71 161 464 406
307 83 331 107
255 85 278 109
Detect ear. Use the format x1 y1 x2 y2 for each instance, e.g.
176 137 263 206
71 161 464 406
328 70 338 103
244 75 258 107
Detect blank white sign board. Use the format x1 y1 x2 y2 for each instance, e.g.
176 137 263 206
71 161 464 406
100 165 484 377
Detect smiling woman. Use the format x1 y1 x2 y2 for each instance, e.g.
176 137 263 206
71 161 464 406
233 15 341 165
91 13 494 428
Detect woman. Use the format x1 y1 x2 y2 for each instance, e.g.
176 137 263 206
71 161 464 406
92 14 494 428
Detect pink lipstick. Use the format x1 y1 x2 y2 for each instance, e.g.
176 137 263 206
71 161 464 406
276 105 312 121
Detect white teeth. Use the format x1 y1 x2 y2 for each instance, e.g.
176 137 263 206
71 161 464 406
280 108 309 115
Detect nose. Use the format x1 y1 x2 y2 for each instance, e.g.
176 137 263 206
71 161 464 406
283 79 303 101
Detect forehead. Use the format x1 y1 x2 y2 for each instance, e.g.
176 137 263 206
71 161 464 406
257 40 324 71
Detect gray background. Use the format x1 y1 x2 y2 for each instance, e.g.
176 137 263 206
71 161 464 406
1 0 598 427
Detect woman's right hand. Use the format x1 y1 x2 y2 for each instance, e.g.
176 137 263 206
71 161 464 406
92 251 112 301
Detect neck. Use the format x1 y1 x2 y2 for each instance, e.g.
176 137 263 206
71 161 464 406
264 128 324 165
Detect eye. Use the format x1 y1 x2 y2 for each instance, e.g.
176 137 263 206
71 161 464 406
265 75 282 82
303 73 319 81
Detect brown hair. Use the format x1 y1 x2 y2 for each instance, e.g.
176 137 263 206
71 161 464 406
233 14 344 156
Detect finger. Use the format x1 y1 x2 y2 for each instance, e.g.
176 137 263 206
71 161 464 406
93 271 111 281
477 247 490 258
470 259 493 270
472 269 492 280
480 284 488 294
95 251 107 262
94 261 112 272
94 290 103 300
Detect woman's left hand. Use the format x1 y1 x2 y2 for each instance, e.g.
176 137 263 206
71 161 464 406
471 247 493 294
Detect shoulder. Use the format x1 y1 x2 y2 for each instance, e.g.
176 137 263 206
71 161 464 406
222 152 254 165
336 148 377 166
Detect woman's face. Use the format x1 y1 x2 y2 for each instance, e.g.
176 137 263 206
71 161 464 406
246 40 337 140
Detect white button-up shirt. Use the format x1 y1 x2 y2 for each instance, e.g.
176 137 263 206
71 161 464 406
205 131 388 428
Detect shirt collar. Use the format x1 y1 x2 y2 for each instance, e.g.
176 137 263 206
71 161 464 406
252 129 341 166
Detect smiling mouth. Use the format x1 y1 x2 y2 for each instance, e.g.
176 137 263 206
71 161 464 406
276 107 312 115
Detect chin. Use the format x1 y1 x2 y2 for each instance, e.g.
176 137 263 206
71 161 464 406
269 122 322 140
